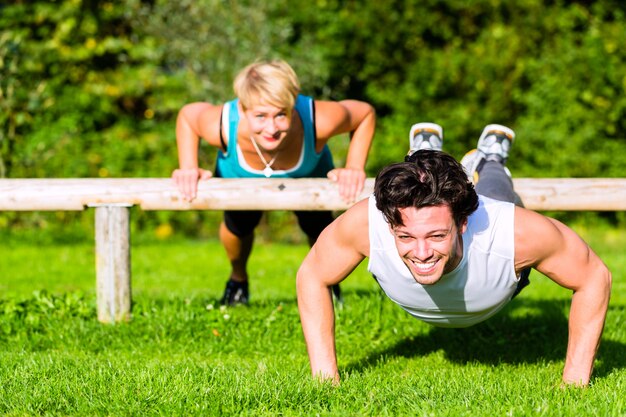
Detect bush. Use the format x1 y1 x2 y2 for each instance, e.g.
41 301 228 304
1 0 625 238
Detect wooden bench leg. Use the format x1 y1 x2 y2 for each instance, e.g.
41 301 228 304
94 204 132 323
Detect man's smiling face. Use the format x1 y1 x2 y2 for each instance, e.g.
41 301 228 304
391 204 467 285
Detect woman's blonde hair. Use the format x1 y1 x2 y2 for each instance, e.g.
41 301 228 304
233 60 300 111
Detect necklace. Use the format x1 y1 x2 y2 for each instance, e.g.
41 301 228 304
250 136 280 178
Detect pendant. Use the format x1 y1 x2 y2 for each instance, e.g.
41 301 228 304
263 166 273 178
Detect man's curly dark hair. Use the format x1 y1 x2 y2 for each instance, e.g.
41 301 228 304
374 150 479 228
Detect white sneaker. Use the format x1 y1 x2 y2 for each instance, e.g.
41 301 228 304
461 124 515 184
408 122 443 155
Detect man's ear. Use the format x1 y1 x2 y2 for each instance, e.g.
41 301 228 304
459 218 468 234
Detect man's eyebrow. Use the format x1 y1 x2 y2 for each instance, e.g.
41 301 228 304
392 226 451 233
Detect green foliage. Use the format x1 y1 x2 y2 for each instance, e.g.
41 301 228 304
298 0 626 174
1 0 625 237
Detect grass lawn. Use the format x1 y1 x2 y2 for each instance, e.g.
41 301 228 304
0 223 625 416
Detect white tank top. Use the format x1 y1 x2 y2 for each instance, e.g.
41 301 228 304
367 194 520 328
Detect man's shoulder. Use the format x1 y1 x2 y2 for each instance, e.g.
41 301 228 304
335 198 369 236
341 197 370 228
332 197 370 255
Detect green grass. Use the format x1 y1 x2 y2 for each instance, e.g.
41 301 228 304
0 224 625 416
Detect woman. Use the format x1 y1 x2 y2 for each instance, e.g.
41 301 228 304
172 59 376 305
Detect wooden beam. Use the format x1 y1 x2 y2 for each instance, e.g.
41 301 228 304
3 176 624 324
0 178 364 211
511 178 626 211
1 178 626 212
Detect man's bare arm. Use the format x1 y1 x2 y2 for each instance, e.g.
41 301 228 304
296 199 369 382
515 207 612 386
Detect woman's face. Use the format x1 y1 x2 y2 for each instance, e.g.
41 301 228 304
244 103 293 151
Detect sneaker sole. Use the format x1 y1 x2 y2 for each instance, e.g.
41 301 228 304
408 122 443 152
478 124 515 143
409 122 443 142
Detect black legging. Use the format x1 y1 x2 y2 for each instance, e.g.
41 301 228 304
224 210 334 241
476 160 529 297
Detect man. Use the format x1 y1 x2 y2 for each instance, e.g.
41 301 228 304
296 123 611 386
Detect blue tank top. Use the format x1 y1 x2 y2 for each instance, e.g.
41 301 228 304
215 95 334 178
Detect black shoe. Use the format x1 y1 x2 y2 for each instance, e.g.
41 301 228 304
220 279 249 306
331 284 343 304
